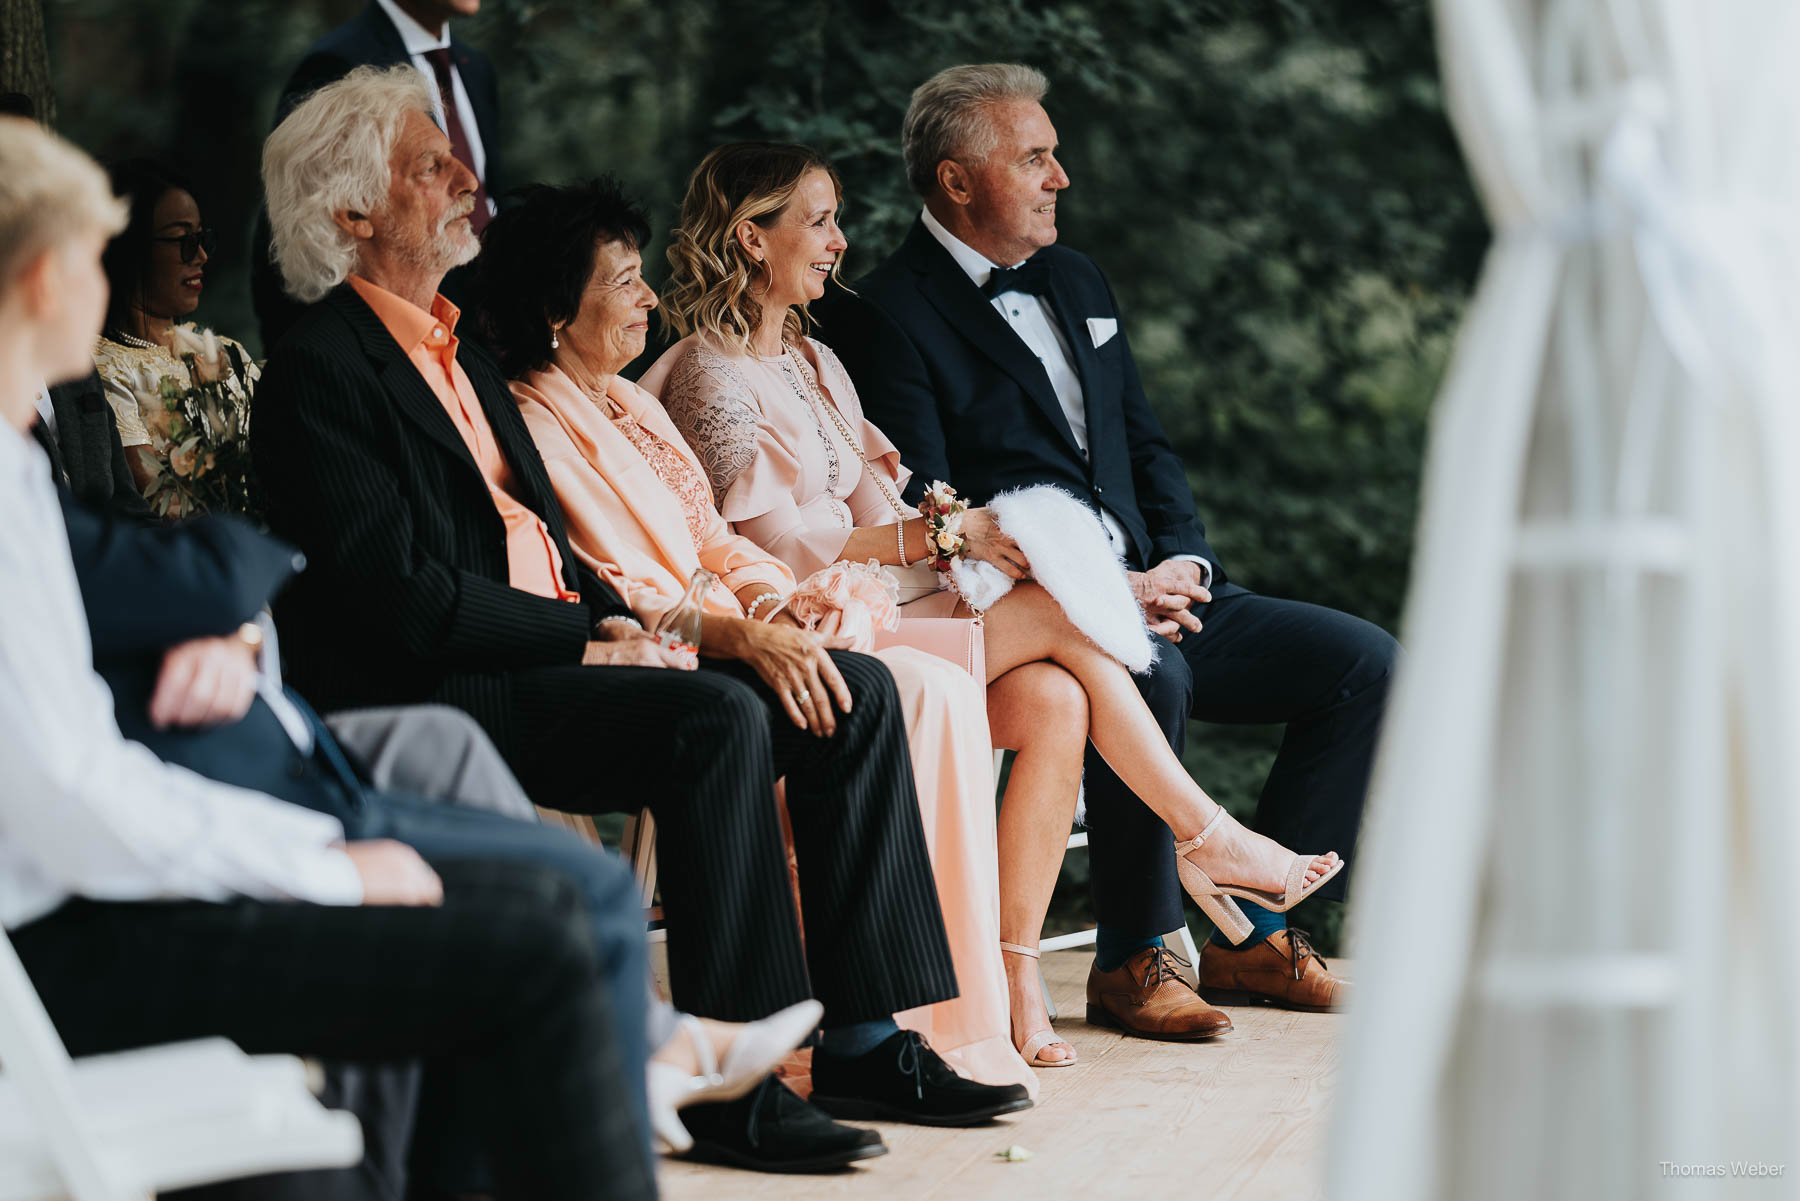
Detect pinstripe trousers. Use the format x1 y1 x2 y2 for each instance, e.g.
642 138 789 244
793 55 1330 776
508 649 960 1025
11 860 655 1201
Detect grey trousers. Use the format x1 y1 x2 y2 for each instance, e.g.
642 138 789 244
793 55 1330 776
326 704 537 821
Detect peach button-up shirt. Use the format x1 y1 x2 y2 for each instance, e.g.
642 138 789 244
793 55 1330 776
349 275 576 603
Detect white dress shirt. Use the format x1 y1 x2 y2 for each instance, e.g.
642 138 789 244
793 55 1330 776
0 424 361 930
373 0 496 218
918 207 1210 584
33 383 55 436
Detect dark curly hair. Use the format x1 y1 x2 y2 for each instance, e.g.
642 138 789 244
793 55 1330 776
472 177 653 377
101 158 199 337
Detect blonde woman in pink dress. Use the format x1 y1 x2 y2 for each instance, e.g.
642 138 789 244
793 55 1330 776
472 178 1035 1098
646 143 1344 1062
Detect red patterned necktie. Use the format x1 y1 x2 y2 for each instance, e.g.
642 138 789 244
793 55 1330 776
421 47 491 233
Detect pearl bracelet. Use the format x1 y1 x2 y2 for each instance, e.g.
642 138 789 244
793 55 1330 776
745 591 783 622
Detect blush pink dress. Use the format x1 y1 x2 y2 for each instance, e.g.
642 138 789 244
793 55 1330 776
514 359 1033 1096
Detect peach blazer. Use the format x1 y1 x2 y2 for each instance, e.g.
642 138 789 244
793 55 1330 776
510 363 794 629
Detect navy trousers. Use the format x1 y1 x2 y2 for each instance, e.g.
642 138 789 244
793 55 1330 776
341 794 652 1147
1084 582 1399 937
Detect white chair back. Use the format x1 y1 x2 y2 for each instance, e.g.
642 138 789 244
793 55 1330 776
0 925 138 1201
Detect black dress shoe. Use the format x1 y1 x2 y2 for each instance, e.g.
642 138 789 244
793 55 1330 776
810 1029 1034 1127
677 1075 887 1173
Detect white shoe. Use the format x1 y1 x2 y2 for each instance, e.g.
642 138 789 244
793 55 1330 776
646 999 824 1152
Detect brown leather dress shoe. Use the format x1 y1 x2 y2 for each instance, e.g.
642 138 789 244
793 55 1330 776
1085 946 1234 1041
1197 928 1350 1012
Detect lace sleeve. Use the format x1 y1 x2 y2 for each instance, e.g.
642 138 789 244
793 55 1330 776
659 347 762 499
94 366 150 448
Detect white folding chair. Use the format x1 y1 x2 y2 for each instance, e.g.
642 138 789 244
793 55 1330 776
0 923 362 1201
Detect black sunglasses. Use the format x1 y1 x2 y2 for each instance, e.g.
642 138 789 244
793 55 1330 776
150 227 217 264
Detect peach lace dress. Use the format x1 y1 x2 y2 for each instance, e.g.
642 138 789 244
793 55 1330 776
580 347 1029 1095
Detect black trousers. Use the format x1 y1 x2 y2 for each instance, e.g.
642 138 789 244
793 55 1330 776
507 649 959 1026
1084 582 1399 937
10 861 656 1201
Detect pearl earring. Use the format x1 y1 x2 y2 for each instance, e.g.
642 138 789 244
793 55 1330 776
550 328 560 349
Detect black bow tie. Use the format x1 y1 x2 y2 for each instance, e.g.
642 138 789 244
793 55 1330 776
980 258 1053 299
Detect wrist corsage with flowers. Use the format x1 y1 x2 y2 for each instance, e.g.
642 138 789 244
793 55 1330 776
919 481 970 572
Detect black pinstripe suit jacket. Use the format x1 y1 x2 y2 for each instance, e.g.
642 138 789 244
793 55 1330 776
252 284 633 756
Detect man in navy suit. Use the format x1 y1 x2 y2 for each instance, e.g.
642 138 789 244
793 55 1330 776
824 63 1398 1014
253 1 500 348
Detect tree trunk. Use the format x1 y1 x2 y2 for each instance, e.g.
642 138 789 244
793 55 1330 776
0 0 54 122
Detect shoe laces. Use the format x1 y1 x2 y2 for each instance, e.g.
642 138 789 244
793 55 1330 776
1286 927 1327 982
893 1029 954 1101
1136 946 1192 991
743 1076 775 1149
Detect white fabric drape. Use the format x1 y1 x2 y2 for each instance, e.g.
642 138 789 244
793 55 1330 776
1328 3 1800 1198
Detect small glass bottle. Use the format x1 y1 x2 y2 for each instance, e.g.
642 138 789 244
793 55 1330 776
654 567 715 669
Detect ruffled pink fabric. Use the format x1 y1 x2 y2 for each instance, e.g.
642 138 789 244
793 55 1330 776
782 560 900 653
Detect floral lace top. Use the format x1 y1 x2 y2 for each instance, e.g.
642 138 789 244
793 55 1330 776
610 410 712 547
643 332 916 581
92 327 258 449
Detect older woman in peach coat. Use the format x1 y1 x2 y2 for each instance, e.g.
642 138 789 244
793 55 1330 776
474 178 1035 1098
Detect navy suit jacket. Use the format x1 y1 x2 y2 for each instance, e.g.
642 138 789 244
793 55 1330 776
820 218 1223 581
57 493 357 820
252 1 503 349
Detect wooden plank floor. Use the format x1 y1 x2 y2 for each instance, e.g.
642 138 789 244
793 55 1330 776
654 949 1341 1201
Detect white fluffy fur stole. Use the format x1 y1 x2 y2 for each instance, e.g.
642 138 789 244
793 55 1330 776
948 485 1158 674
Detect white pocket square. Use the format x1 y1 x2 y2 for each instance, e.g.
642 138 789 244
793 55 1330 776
1087 317 1118 348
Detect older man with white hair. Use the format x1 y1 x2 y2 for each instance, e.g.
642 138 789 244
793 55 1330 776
252 65 1034 1172
824 63 1399 1020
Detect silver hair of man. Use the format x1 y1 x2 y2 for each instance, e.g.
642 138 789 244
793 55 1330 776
900 63 1049 198
263 65 436 303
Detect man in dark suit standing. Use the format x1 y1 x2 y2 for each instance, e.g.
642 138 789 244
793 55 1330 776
825 63 1398 1014
252 65 1031 1170
253 0 499 348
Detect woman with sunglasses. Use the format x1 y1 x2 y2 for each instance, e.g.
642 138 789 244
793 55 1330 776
93 158 255 499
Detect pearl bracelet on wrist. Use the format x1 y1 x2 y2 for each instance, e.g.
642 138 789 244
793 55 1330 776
745 591 783 622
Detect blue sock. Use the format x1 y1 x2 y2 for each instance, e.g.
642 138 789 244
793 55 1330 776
1095 927 1163 973
1208 900 1286 948
817 1018 900 1059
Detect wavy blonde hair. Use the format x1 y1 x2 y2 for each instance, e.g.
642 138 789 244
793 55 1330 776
662 142 845 353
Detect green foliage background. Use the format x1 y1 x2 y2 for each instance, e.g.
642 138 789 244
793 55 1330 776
45 0 1487 951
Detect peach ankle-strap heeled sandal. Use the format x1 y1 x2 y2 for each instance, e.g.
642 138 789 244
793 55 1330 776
1173 809 1344 945
999 941 1077 1068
